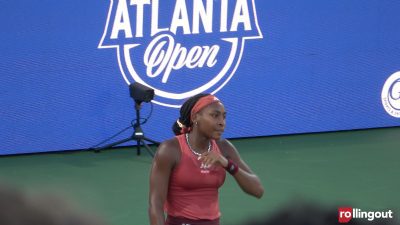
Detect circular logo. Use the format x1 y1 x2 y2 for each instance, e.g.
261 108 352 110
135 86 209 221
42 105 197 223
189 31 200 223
381 71 400 118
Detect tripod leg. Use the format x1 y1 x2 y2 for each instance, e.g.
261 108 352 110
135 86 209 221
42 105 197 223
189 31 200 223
142 136 160 146
94 137 132 152
140 140 155 157
136 140 141 155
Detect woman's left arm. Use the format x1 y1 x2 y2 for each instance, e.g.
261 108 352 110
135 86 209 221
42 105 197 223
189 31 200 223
217 139 264 198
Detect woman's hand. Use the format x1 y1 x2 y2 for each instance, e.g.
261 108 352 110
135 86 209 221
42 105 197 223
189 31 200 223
198 151 228 169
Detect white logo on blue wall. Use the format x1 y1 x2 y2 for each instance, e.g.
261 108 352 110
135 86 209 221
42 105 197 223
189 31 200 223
382 71 400 118
98 0 263 108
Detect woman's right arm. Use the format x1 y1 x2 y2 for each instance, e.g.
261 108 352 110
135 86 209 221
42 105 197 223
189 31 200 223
148 140 178 225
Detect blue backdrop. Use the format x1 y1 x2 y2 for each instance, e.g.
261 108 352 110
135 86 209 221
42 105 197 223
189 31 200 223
1 0 400 155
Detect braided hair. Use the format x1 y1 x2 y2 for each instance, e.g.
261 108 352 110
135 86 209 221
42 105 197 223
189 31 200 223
172 93 210 135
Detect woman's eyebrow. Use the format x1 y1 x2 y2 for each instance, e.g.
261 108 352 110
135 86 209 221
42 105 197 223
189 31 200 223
210 110 227 115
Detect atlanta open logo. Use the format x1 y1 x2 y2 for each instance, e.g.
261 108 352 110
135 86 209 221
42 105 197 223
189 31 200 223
98 0 263 107
382 71 400 118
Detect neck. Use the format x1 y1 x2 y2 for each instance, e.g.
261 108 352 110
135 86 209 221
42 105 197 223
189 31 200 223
187 131 210 153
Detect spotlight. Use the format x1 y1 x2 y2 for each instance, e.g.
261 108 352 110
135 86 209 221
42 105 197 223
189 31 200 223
129 82 154 103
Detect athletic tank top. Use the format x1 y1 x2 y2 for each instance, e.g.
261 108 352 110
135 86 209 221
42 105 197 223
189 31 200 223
165 134 226 220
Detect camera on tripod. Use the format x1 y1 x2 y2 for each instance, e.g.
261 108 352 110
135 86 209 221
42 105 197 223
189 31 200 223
92 82 159 156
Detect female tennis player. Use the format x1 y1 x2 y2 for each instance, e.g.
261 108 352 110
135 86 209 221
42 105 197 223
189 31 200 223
149 94 264 225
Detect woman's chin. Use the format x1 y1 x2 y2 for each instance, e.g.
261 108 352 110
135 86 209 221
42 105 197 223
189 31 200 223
212 132 223 140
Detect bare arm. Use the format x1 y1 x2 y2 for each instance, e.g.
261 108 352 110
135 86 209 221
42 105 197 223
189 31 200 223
222 140 264 198
148 139 178 225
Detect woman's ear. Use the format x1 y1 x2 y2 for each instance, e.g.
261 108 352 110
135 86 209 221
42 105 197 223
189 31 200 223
192 113 199 123
192 113 200 127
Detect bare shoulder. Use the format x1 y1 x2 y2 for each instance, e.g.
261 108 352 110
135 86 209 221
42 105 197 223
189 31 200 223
155 137 180 165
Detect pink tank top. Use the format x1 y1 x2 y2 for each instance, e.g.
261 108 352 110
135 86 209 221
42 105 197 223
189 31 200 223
165 134 226 220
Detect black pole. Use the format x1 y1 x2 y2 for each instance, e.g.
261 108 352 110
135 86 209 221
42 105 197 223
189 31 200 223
135 101 142 155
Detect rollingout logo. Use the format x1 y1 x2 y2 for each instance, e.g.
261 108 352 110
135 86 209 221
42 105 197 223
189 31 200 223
338 207 394 223
98 0 263 107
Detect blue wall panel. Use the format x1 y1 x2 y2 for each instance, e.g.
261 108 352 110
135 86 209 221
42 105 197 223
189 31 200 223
1 1 400 155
